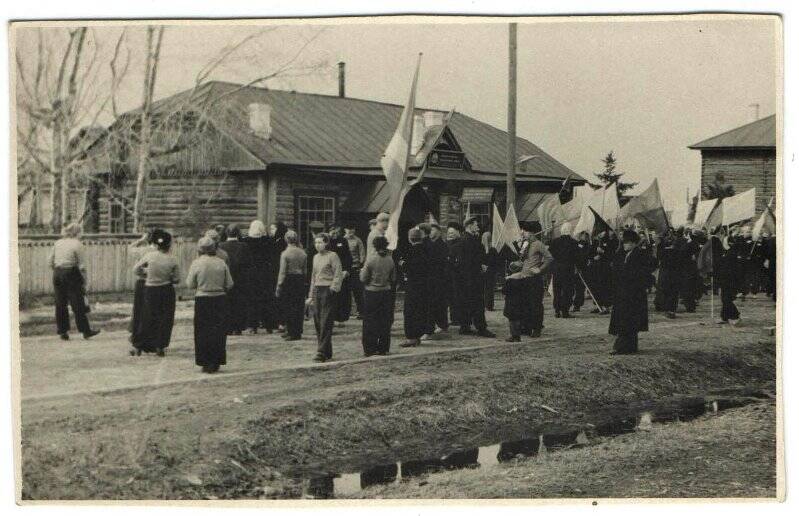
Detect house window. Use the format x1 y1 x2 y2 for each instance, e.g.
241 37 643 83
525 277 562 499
467 203 492 233
109 199 127 233
296 193 336 250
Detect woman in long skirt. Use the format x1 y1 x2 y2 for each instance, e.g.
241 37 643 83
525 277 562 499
187 237 234 373
128 230 156 348
133 229 180 356
275 230 307 341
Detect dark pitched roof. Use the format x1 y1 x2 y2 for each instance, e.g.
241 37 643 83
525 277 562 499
689 114 776 149
133 81 582 182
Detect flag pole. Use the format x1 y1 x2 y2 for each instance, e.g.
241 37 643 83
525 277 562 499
577 269 602 312
506 22 518 218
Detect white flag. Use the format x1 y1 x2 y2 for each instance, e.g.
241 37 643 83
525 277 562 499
694 198 719 227
721 188 756 226
491 204 505 250
501 204 522 252
382 54 422 250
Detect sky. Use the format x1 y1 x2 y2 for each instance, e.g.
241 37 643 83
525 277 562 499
13 15 778 209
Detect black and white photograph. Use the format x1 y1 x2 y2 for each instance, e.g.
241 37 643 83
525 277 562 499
7 11 785 504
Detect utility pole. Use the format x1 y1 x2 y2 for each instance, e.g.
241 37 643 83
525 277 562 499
507 22 518 216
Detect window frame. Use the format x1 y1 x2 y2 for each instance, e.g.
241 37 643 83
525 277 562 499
294 190 337 250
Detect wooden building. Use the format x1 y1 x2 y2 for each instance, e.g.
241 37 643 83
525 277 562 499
689 114 776 213
81 81 584 248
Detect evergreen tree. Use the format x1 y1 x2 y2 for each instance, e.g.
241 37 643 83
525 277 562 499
594 151 637 196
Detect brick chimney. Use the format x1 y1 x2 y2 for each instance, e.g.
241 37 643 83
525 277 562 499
337 62 346 98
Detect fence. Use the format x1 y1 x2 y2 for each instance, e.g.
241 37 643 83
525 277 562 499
16 234 199 296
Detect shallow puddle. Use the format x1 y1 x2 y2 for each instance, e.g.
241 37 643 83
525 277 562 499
298 395 758 498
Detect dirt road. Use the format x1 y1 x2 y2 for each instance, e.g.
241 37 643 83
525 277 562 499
18 296 777 500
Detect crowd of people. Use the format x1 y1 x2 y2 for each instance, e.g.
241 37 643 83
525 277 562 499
48 211 777 371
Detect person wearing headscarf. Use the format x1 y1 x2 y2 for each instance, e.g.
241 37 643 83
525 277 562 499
187 237 234 373
307 232 343 362
518 220 553 337
204 229 229 264
128 229 156 346
133 229 180 356
480 230 500 311
609 230 656 355
548 222 579 318
399 227 431 348
329 225 354 325
242 220 272 334
572 231 591 312
360 235 396 356
219 224 254 335
275 230 307 341
453 216 496 338
48 222 100 341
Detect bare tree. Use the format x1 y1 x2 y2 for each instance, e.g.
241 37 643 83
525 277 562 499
98 25 328 233
16 27 106 232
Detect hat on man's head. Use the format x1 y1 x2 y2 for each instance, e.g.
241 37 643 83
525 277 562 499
376 212 390 223
447 221 464 232
463 215 478 227
309 220 325 231
622 229 640 244
417 223 432 236
197 236 216 254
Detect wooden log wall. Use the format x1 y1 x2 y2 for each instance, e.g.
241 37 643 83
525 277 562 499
97 172 259 236
700 148 777 214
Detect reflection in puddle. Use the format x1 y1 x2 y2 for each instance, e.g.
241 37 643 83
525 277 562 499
302 397 756 498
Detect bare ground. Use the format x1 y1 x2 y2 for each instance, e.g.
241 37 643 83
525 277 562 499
18 296 778 500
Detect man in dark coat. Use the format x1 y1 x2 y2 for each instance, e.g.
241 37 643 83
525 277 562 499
656 228 683 319
609 230 656 355
423 223 450 336
549 222 579 318
588 231 613 314
761 231 776 301
219 223 254 335
400 228 430 347
453 216 496 337
572 231 591 312
679 229 704 313
446 222 465 327
329 226 354 325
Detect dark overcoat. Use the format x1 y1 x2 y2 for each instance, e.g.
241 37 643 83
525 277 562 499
401 243 430 338
609 247 655 336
